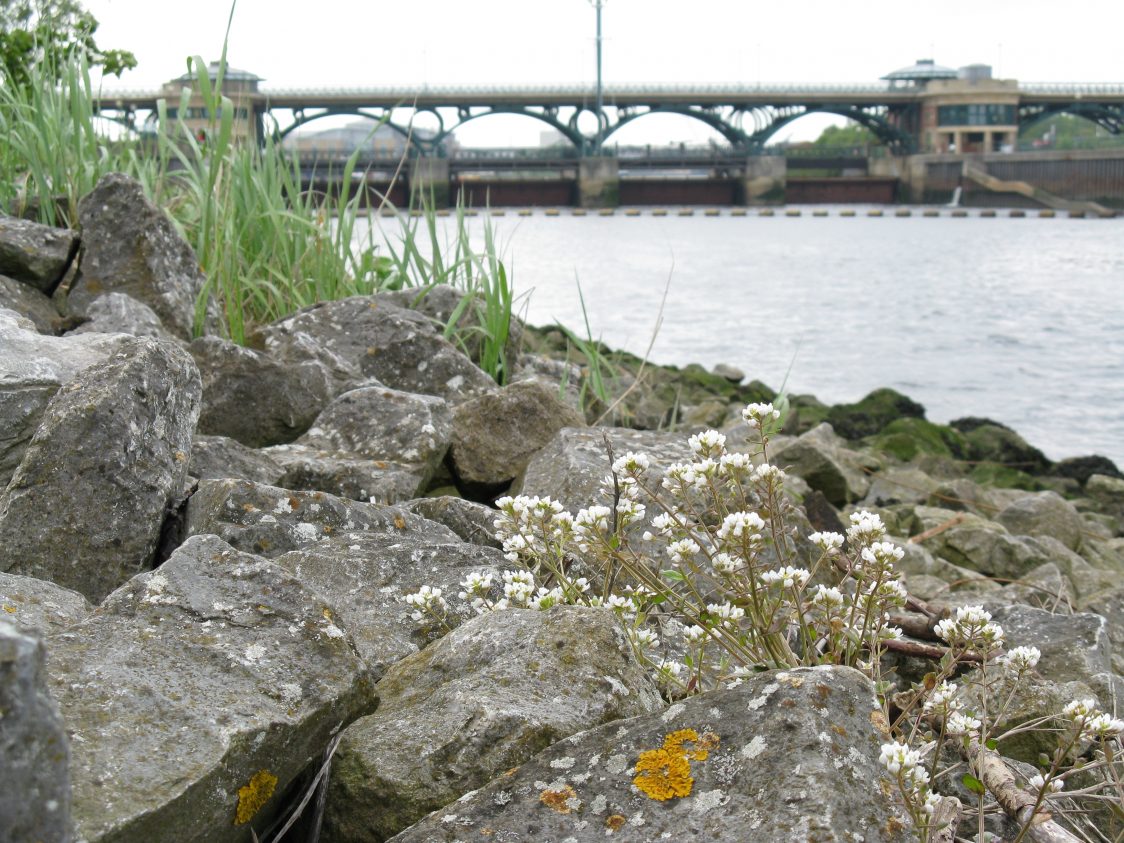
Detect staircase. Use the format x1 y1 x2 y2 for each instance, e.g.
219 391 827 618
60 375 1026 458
962 160 1115 216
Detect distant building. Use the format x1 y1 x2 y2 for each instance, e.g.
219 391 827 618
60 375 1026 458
160 62 264 145
282 119 455 159
884 59 1018 153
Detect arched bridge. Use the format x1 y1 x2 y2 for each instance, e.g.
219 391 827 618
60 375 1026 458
94 81 1124 156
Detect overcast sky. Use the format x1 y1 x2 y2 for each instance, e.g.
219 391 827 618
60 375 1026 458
85 0 1123 145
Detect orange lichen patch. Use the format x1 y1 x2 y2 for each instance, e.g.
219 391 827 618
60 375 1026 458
393 515 407 530
234 769 277 825
605 814 627 831
241 503 257 513
871 710 890 736
540 784 579 814
288 496 301 510
633 728 717 801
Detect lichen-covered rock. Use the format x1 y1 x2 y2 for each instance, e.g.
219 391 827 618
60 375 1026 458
323 606 664 843
0 618 70 843
0 308 132 487
274 529 506 678
298 384 453 482
514 426 693 509
259 296 493 404
450 379 586 495
48 534 377 843
996 491 1085 551
1087 474 1124 528
0 274 58 334
0 337 201 601
188 434 285 486
190 335 336 447
860 464 941 508
387 665 911 843
0 215 79 295
263 442 428 503
69 173 218 340
1084 586 1124 675
403 496 502 548
772 423 871 506
991 605 1112 683
1053 455 1123 485
826 387 926 440
952 418 1052 475
183 478 457 558
0 572 91 637
67 292 177 342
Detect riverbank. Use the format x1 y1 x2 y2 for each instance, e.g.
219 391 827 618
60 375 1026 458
3 173 1124 842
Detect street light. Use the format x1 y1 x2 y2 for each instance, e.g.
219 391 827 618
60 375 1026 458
589 0 606 155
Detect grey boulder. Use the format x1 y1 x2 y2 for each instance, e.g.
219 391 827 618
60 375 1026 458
450 378 585 495
263 442 428 503
0 572 92 637
259 296 493 404
996 491 1086 552
772 423 871 506
0 337 201 601
188 434 285 486
388 665 911 842
183 478 456 558
323 606 663 842
67 292 177 342
69 173 218 340
48 534 377 843
0 274 58 334
0 215 79 295
0 618 71 843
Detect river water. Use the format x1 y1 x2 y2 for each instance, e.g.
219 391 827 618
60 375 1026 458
373 211 1124 467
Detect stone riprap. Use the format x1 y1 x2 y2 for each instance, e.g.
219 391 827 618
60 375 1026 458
4 175 1124 843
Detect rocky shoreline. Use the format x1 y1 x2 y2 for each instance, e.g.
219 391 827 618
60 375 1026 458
2 172 1124 842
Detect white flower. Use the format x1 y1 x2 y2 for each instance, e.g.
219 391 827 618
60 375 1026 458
760 566 810 589
633 628 660 650
719 452 752 476
711 552 741 575
648 511 679 537
1082 713 1124 739
1028 773 1064 793
741 402 780 429
752 463 785 484
811 584 844 610
809 531 845 554
923 681 962 716
944 712 982 736
612 451 651 476
879 741 921 776
404 585 448 621
997 645 1041 674
846 511 886 545
683 625 707 643
707 601 746 625
716 511 765 541
688 429 726 458
528 586 565 610
1062 698 1098 722
859 541 905 574
666 538 700 565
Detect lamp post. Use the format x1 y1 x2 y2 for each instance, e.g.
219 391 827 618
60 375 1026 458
589 0 606 155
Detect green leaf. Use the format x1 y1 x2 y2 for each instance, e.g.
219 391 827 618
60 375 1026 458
985 738 998 751
661 569 685 582
961 773 985 795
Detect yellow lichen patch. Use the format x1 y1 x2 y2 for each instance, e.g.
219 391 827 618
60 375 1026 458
234 769 278 825
605 814 627 831
3 604 17 614
633 728 715 801
539 784 579 814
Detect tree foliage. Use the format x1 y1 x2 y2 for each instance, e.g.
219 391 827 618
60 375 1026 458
0 0 135 86
812 122 879 148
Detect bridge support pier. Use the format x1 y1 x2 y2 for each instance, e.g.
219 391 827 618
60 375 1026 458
578 157 619 208
742 156 785 205
409 158 451 208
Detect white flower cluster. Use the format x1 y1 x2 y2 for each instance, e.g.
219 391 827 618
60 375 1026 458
934 606 1005 653
760 566 810 590
404 585 448 622
1028 772 1065 794
741 402 781 430
494 494 572 564
809 531 845 555
878 741 938 814
1062 698 1124 741
996 645 1041 675
846 510 887 547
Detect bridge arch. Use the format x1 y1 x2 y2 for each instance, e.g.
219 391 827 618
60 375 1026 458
1018 103 1124 137
427 106 584 151
274 108 413 143
748 106 912 152
603 105 749 150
